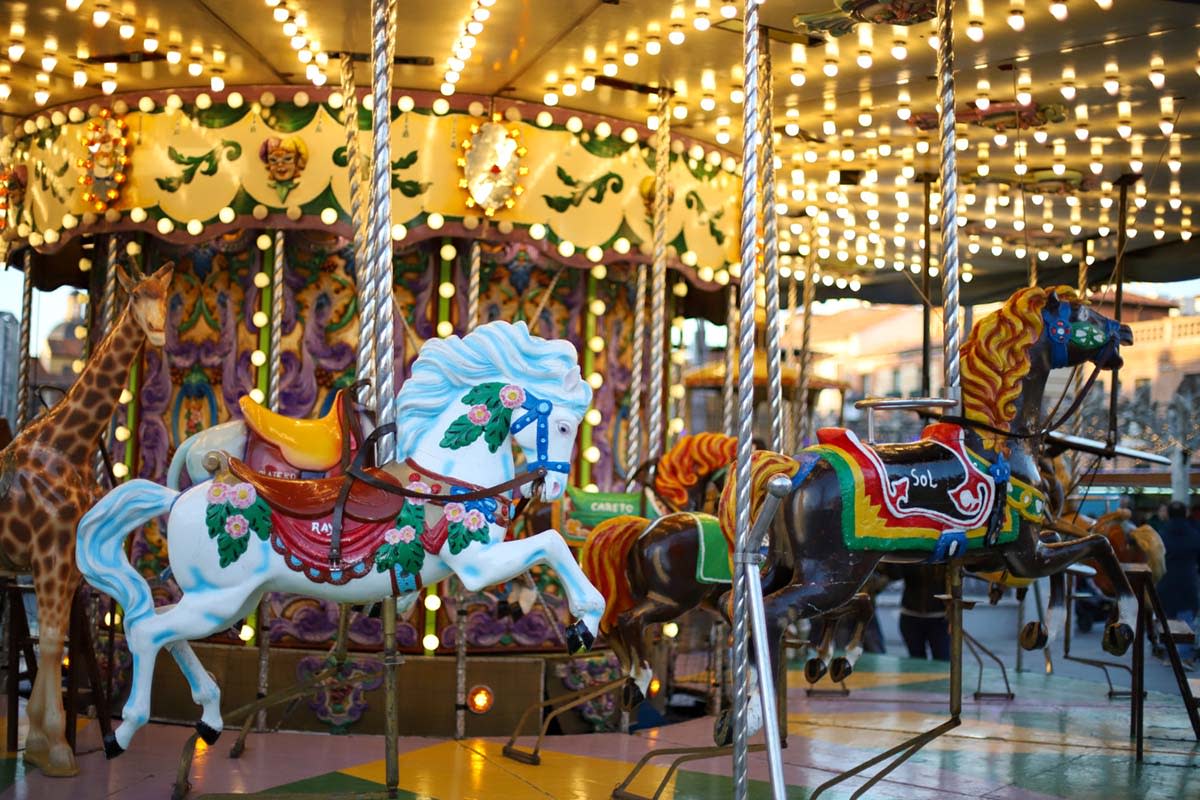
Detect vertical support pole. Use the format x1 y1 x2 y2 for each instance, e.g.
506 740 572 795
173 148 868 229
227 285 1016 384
936 0 962 410
15 249 32 430
784 274 798 448
368 0 399 795
794 263 815 450
921 178 933 397
733 2 762 797
1108 180 1130 449
94 236 121 477
722 286 738 438
759 34 783 454
647 95 671 467
454 240 483 741
580 271 598 488
626 264 647 486
948 562 964 718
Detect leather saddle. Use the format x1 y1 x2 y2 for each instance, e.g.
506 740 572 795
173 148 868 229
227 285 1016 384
229 457 407 523
239 387 366 478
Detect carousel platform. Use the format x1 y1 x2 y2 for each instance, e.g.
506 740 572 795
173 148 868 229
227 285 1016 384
1 653 1196 799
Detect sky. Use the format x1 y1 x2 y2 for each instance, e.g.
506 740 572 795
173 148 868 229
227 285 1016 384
2 264 1199 358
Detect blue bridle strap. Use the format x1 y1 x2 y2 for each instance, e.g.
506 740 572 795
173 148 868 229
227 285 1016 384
1044 303 1073 369
508 389 572 474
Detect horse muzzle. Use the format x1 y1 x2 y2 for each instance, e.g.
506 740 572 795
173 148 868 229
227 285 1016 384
1119 324 1133 346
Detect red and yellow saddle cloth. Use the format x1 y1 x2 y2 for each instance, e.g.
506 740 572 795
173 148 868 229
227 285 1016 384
801 423 1044 552
209 459 510 594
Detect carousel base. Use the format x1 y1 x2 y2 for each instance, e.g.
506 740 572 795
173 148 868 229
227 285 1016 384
2 653 1197 799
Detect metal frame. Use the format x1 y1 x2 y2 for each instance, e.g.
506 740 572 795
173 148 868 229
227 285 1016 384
964 629 1014 701
501 677 629 766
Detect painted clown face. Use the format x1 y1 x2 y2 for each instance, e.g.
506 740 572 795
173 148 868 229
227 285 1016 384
266 146 300 183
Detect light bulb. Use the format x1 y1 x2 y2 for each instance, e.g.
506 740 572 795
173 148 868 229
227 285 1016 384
1033 128 1048 145
6 42 22 62
790 69 806 87
92 6 112 28
210 73 224 92
1149 57 1165 89
645 37 661 56
967 21 984 42
1050 0 1068 20
188 59 203 77
823 59 838 77
857 51 872 69
891 41 907 60
623 47 639 67
1008 7 1025 30
668 26 685 45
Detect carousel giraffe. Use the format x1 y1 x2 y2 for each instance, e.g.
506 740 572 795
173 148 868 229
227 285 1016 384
0 262 171 776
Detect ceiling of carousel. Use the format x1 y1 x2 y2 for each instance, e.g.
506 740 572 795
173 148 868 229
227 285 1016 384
3 0 1199 304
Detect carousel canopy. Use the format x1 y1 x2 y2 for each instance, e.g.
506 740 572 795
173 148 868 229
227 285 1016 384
684 353 846 395
1 0 1197 299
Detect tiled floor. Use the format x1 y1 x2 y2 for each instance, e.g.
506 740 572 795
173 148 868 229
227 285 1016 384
2 654 1197 799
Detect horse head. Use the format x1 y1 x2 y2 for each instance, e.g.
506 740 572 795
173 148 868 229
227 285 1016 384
1040 288 1132 372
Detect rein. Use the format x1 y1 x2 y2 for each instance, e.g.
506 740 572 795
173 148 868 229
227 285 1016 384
328 423 548 565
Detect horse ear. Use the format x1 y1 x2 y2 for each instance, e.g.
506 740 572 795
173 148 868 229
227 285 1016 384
1045 288 1061 309
563 367 582 392
115 264 136 295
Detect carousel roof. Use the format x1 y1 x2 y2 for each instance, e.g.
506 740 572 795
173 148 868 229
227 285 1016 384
2 0 1198 297
683 354 846 393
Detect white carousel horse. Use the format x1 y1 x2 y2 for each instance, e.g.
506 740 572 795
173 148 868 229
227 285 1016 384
77 320 605 755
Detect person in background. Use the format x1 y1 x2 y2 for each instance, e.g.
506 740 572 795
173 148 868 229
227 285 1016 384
895 564 950 661
1156 501 1200 670
1150 503 1170 534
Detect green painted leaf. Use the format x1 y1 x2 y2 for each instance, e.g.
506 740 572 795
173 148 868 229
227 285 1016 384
332 145 349 168
397 542 425 575
217 532 249 568
393 150 418 170
243 500 272 540
579 136 635 159
482 407 513 453
393 179 430 198
440 415 484 449
462 383 505 406
397 502 425 533
205 502 229 539
555 165 579 187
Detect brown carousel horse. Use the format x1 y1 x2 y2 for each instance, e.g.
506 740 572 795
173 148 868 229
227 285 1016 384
724 285 1138 740
581 443 874 703
0 263 172 775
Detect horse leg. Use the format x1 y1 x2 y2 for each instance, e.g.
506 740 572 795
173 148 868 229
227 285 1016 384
1003 533 1136 656
804 617 837 684
830 594 873 683
165 639 225 744
606 634 641 710
115 587 257 753
443 531 605 650
24 563 79 776
614 598 688 702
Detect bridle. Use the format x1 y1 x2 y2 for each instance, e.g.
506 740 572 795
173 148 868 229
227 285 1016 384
507 388 572 475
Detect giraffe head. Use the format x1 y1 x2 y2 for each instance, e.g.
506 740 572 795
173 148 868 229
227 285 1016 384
116 262 174 347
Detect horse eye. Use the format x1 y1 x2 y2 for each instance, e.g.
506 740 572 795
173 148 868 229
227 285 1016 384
557 422 570 435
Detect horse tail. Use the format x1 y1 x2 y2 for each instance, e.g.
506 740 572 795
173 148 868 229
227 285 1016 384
654 433 738 509
166 433 195 490
580 515 649 635
717 450 800 552
77 479 179 628
1131 524 1167 583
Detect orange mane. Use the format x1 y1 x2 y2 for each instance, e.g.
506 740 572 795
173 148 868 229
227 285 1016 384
961 285 1078 450
580 516 648 634
654 433 738 510
717 450 800 553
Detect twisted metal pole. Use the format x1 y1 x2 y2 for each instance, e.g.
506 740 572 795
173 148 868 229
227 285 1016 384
100 234 120 334
759 36 782 454
367 0 399 793
723 285 738 437
15 248 32 430
795 267 815 450
937 0 962 409
455 239 483 740
647 96 671 466
732 4 762 796
342 54 373 385
625 263 647 487
784 273 797 448
369 0 397 459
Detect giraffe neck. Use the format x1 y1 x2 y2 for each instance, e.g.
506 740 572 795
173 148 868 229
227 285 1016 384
36 304 146 465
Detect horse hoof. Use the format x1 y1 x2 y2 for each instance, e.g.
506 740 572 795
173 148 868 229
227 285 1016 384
103 733 124 760
1103 622 1134 656
564 621 594 654
713 710 733 746
622 681 645 711
829 657 854 684
1019 621 1048 651
988 584 1005 606
196 721 222 746
804 658 828 684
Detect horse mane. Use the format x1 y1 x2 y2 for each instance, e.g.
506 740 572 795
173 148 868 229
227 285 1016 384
392 320 592 460
654 432 737 510
961 285 1078 450
717 450 800 553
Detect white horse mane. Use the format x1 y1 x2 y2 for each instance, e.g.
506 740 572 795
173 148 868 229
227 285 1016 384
392 320 592 460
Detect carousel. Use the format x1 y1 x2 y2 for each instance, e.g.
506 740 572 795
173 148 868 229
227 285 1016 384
1 0 1199 797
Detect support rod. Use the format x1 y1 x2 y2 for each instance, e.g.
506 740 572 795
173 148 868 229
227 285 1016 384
921 177 932 397
647 96 671 466
936 0 962 411
795 261 815 449
627 264 647 485
1108 180 1130 448
15 249 32 430
732 2 763 796
759 34 783 454
723 286 738 438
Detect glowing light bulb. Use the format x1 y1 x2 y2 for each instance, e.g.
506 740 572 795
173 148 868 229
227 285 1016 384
891 41 907 61
1149 56 1165 89
967 21 984 42
1049 0 1068 21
